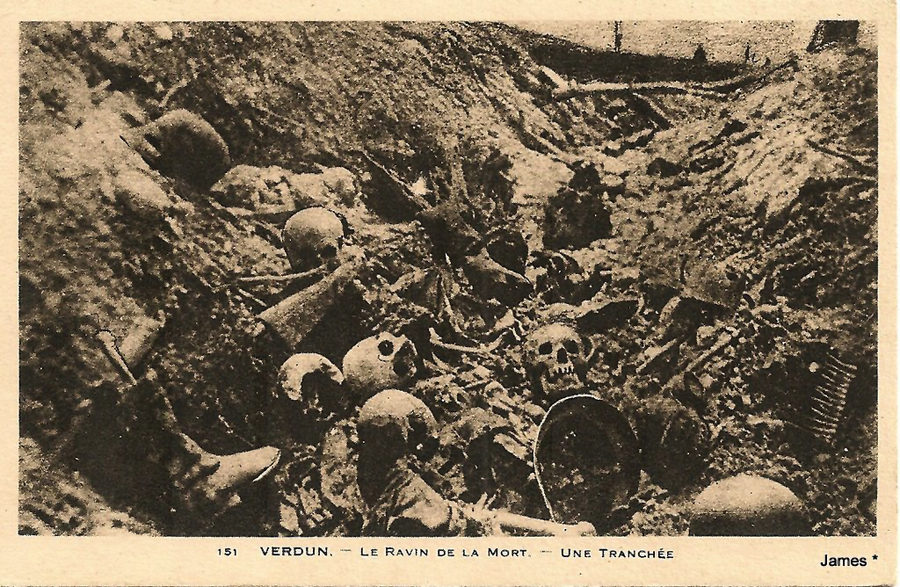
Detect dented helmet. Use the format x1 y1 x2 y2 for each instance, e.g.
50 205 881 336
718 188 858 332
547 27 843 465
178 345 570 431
356 389 437 455
282 207 345 272
342 333 418 401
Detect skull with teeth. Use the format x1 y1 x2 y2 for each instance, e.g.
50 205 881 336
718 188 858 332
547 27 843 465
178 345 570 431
524 323 587 405
282 207 346 272
342 333 419 402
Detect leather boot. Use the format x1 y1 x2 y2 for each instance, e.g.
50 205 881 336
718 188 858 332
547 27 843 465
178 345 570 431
90 330 282 531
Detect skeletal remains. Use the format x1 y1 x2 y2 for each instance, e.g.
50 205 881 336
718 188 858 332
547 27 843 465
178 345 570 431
282 207 346 272
523 323 588 405
279 353 345 415
109 117 847 537
801 349 857 444
342 332 419 401
354 389 596 537
93 328 281 527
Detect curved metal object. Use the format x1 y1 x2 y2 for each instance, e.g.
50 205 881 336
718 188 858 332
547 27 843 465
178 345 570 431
533 394 640 532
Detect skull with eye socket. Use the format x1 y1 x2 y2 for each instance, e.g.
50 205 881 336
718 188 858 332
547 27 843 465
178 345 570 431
282 207 346 272
524 323 589 405
342 333 419 403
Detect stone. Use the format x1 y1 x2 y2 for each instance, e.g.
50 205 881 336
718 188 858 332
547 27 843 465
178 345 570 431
681 256 745 310
647 157 684 178
543 187 613 250
114 169 176 219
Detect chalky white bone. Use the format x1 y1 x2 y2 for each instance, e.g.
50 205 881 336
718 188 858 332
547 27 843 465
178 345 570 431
343 333 418 402
523 323 586 404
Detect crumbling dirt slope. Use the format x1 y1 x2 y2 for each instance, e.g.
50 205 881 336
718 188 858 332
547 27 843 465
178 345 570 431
19 22 876 536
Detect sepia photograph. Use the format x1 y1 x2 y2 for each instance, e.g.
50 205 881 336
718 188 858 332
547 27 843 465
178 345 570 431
18 18 880 545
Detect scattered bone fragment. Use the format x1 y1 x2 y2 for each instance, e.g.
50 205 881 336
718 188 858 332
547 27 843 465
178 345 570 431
797 349 856 444
278 353 344 407
210 165 358 212
113 169 177 219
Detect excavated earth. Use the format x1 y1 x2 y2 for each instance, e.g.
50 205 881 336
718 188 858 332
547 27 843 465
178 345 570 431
19 22 877 536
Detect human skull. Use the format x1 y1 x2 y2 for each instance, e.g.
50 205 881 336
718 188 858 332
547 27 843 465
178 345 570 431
524 323 587 404
342 333 418 401
121 109 232 190
689 474 809 536
278 353 345 415
355 390 439 498
357 389 437 453
282 207 345 272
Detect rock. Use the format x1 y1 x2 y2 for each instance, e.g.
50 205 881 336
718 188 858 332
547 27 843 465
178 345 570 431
152 23 174 41
576 297 639 333
114 169 176 219
580 149 629 177
486 228 529 274
540 298 638 334
212 165 304 210
121 109 230 190
682 256 745 310
320 422 364 513
598 174 626 197
690 474 809 536
635 396 709 491
808 20 859 53
542 302 578 322
462 248 533 308
289 167 359 209
689 153 726 174
566 160 603 192
315 167 358 205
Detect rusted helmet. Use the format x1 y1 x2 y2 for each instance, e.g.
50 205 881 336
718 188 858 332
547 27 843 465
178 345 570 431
121 109 231 190
282 207 345 272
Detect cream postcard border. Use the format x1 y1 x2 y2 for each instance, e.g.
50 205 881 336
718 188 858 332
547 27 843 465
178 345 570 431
1 1 895 585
